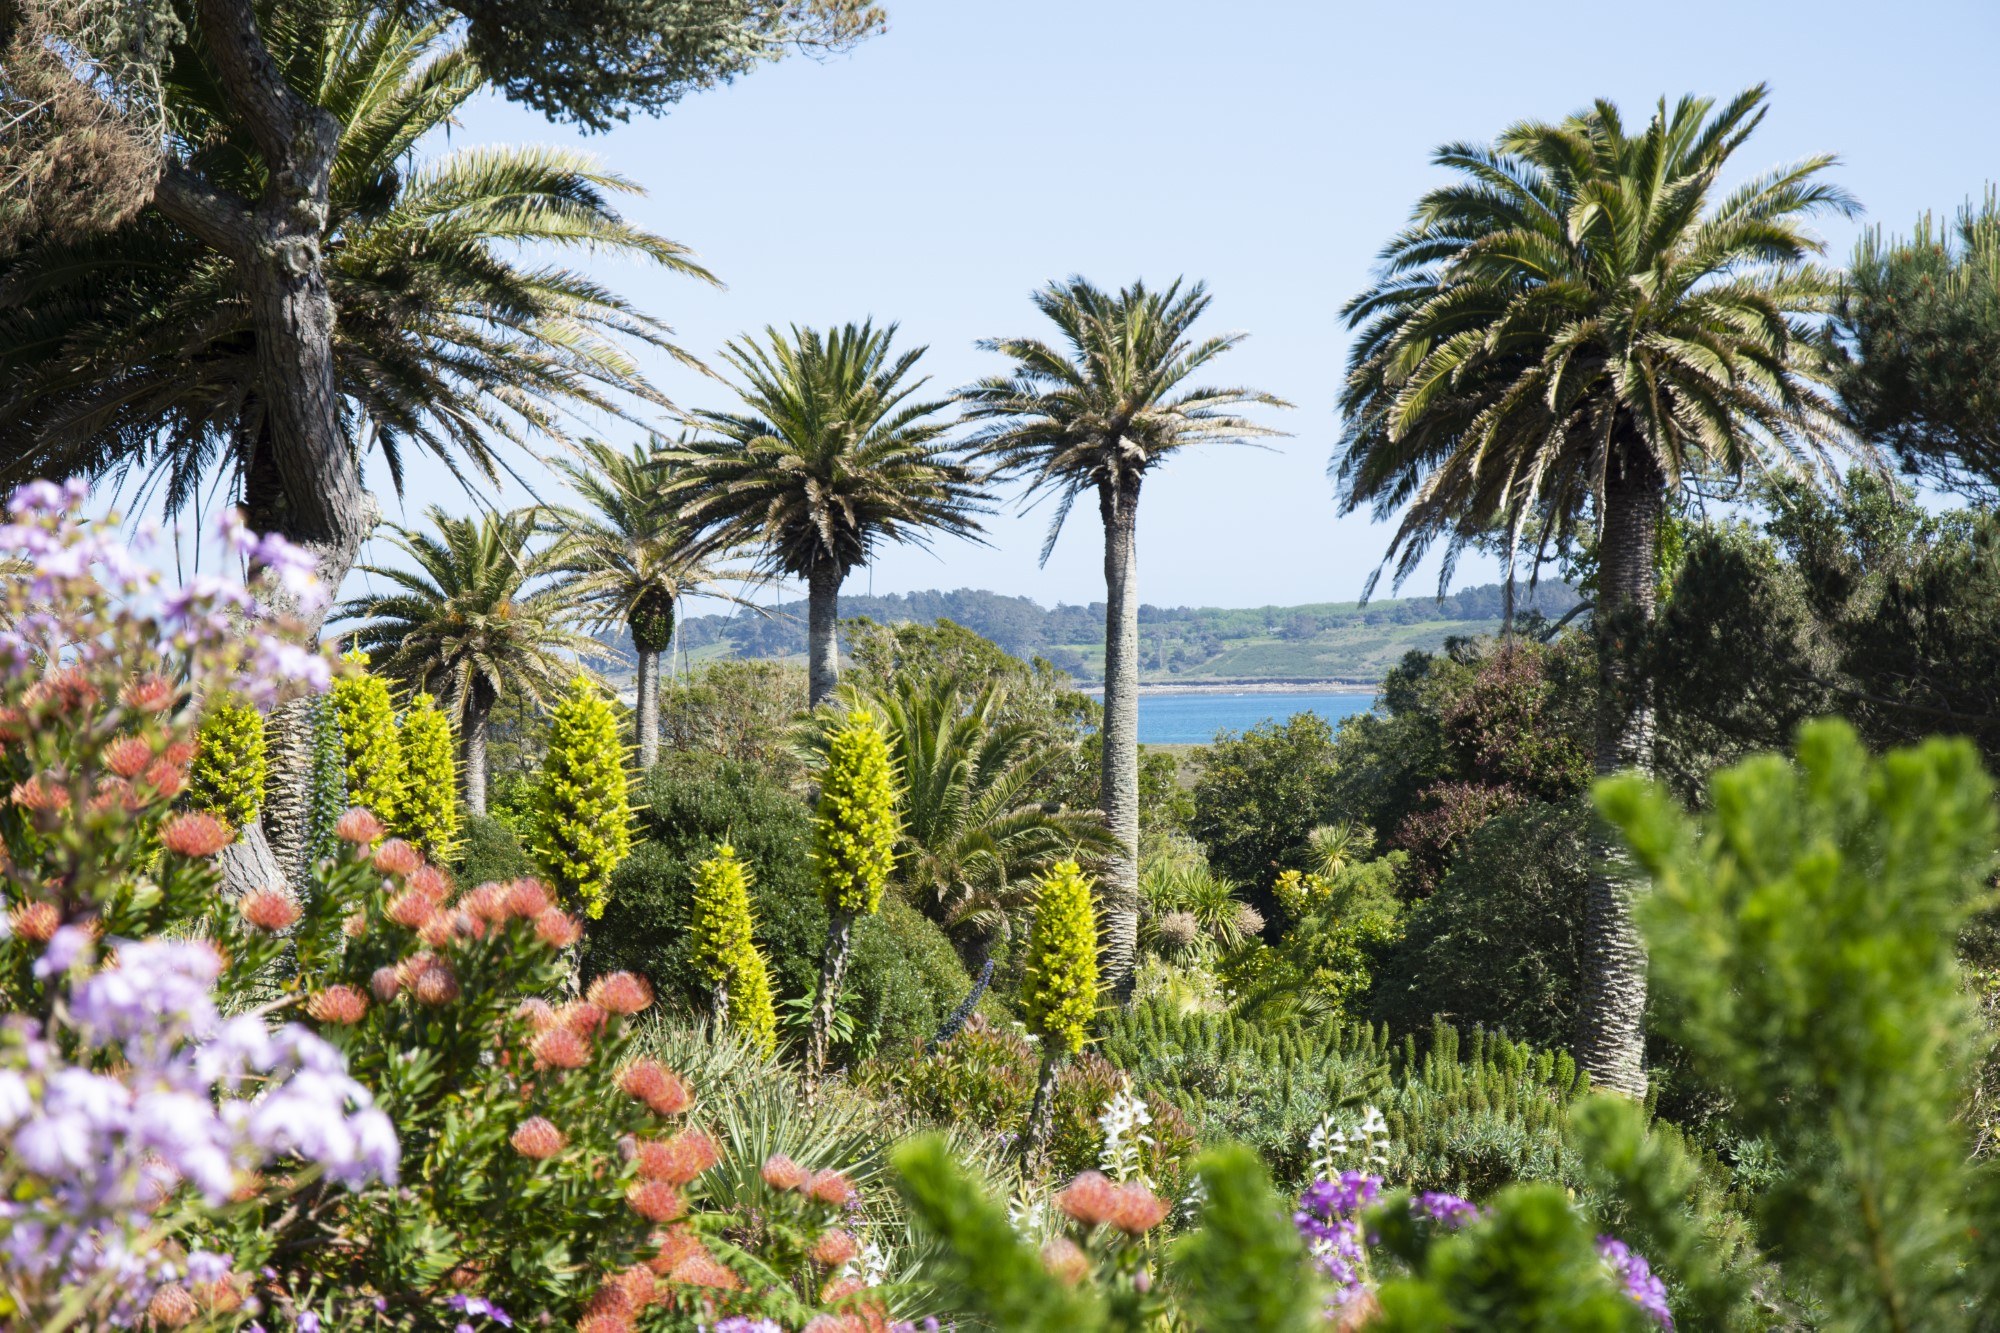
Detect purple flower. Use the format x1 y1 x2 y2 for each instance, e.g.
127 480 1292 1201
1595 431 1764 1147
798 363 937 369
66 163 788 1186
297 1314 321 1333
1413 1190 1481 1230
447 1292 513 1326
1598 1235 1673 1329
1294 1172 1382 1303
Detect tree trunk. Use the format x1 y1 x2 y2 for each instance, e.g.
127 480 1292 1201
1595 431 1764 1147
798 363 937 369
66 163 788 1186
629 591 674 770
712 979 730 1028
1576 443 1664 1099
806 562 843 709
1097 479 1143 1002
1022 1048 1064 1165
462 677 496 816
806 909 855 1097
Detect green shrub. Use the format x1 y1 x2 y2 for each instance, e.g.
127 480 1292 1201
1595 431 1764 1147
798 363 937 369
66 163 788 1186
813 706 898 918
844 895 972 1060
531 676 632 919
688 844 778 1057
394 692 459 861
187 696 266 832
1021 859 1099 1058
455 813 529 887
331 654 405 824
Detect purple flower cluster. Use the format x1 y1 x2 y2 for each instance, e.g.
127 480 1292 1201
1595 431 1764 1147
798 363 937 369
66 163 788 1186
1412 1190 1481 1230
704 1319 784 1333
1598 1235 1673 1329
1293 1171 1380 1303
447 1292 515 1330
0 481 331 705
0 938 399 1326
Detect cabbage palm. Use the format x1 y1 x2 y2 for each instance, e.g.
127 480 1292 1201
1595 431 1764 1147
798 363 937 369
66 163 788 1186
962 278 1287 1000
337 506 601 813
543 440 762 768
1333 86 1859 1094
813 675 1117 967
666 322 989 707
0 10 709 546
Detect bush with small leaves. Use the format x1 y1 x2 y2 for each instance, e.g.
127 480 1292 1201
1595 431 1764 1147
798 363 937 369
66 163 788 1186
186 695 266 832
532 677 633 920
331 652 406 828
807 707 899 1085
689 844 779 1056
395 691 459 861
1020 859 1101 1157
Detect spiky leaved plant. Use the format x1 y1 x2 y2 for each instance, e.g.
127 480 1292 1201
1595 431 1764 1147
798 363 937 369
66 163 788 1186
330 653 405 828
395 693 459 864
187 696 266 833
301 695 348 881
687 844 778 1057
1021 859 1101 1161
531 678 632 920
806 708 899 1091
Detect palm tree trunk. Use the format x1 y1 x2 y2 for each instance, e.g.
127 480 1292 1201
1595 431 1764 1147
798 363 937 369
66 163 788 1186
1097 480 1143 1003
1022 1048 1064 1165
463 677 496 816
634 647 660 770
806 562 843 708
806 908 855 1097
1576 444 1663 1098
712 979 730 1027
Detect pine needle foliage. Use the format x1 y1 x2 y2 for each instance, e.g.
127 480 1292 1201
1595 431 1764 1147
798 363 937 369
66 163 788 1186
688 843 778 1057
531 677 633 919
1599 719 2000 1328
1021 859 1100 1058
395 693 459 862
331 654 406 826
812 708 898 917
187 696 266 833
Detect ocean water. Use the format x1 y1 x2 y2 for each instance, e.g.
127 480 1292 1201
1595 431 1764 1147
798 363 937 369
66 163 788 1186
1133 691 1377 745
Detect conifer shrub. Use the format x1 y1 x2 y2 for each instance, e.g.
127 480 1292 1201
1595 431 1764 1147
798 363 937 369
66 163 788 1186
186 695 266 832
531 677 632 920
688 843 779 1057
808 707 899 1085
331 653 406 826
394 692 459 862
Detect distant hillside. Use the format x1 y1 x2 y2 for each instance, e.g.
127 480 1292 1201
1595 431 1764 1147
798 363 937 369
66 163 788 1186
625 582 1580 687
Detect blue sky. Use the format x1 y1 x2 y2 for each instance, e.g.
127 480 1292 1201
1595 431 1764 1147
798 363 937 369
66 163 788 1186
351 0 1999 614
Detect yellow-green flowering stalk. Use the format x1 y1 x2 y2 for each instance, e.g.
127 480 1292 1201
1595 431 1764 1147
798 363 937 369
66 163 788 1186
1021 858 1101 1159
806 708 899 1090
688 844 778 1057
187 695 266 833
531 677 632 920
394 693 459 863
331 651 405 827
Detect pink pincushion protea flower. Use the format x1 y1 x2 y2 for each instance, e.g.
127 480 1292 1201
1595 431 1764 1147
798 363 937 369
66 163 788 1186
372 839 421 876
103 735 154 779
505 878 552 917
369 967 401 1002
10 901 59 943
587 971 653 1016
647 1225 704 1275
305 986 368 1025
561 1001 608 1036
120 675 176 712
385 889 435 930
534 908 582 948
1042 1237 1090 1285
146 1284 198 1328
239 889 300 932
408 864 450 902
531 1026 590 1070
807 1169 856 1207
617 1059 691 1115
159 812 233 858
1055 1171 1117 1228
575 1315 632 1333
1105 1181 1170 1235
410 959 460 1007
666 1251 739 1291
519 997 560 1033
761 1153 807 1192
809 1229 859 1268
334 807 385 844
626 1179 687 1222
12 776 67 812
510 1117 566 1160
635 1131 719 1186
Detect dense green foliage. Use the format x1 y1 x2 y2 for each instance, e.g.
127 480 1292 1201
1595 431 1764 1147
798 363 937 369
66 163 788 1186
187 697 266 833
687 844 779 1056
393 693 459 861
455 813 529 886
1020 860 1101 1057
530 678 632 918
812 708 899 917
331 658 406 825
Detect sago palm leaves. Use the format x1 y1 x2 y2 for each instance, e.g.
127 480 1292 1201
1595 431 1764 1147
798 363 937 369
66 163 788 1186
668 322 989 706
337 506 600 812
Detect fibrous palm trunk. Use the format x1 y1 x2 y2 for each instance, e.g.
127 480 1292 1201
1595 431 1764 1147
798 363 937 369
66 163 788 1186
630 592 674 770
1096 479 1142 1002
806 563 842 708
1576 443 1663 1098
462 676 496 816
806 909 855 1098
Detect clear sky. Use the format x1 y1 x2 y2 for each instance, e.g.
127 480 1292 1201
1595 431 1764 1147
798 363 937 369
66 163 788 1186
354 0 2000 614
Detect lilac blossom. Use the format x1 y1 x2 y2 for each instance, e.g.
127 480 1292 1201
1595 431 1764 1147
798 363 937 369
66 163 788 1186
0 938 399 1326
448 1293 515 1327
1598 1235 1674 1328
1293 1171 1381 1304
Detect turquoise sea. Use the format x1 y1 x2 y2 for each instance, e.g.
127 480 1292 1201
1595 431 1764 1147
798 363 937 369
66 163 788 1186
1131 690 1377 745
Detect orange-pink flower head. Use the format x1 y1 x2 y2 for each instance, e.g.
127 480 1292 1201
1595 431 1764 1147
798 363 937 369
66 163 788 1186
411 959 459 1007
647 1225 705 1275
143 758 187 799
239 890 300 933
810 1229 859 1268
587 971 653 1016
146 1283 197 1328
9 901 60 943
460 883 509 924
1042 1237 1091 1285
1055 1171 1117 1229
531 1026 590 1070
1105 1181 1170 1235
666 1251 740 1291
510 1116 566 1160
635 1131 718 1186
160 812 234 858
104 735 154 779
369 966 401 1003
372 838 421 877
333 807 386 844
561 1001 607 1037
120 675 176 712
385 889 434 931
341 912 368 939
305 985 368 1025
807 1169 856 1208
504 878 552 918
626 1180 687 1223
533 908 582 948
417 914 457 949
408 863 450 903
761 1153 807 1192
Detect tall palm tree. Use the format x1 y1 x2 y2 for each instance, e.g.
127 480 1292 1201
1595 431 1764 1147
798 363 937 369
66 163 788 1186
1333 86 1858 1095
337 506 601 814
0 10 710 556
542 440 763 768
962 278 1287 999
665 322 989 707
810 675 1117 967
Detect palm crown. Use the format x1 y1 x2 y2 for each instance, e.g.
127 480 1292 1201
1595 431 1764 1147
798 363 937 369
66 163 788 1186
0 10 711 515
668 321 988 582
961 277 1288 561
1333 84 1856 592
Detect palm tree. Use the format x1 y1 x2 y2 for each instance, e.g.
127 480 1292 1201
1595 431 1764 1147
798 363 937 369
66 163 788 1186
337 506 601 814
0 10 710 567
665 322 989 707
1332 87 1859 1095
542 440 762 768
962 278 1288 1000
812 675 1117 967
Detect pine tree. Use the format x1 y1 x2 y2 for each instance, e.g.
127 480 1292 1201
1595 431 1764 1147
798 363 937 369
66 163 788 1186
806 707 899 1091
396 693 460 863
531 677 632 920
187 696 267 833
688 844 778 1057
1020 858 1100 1158
330 652 406 827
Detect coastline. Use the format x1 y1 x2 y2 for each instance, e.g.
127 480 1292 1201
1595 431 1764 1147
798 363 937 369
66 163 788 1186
1080 679 1378 697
